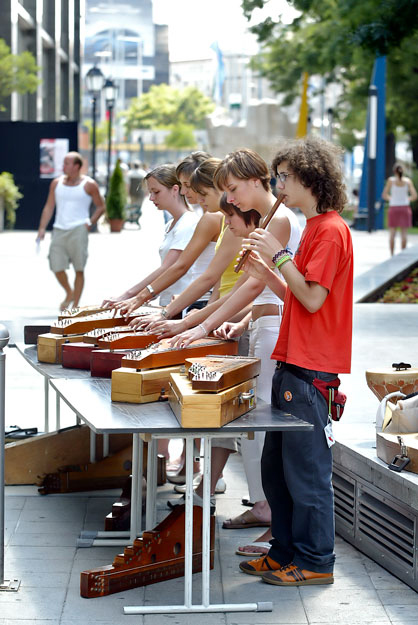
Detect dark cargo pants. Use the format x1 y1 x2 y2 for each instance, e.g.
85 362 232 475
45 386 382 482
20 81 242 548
261 364 336 573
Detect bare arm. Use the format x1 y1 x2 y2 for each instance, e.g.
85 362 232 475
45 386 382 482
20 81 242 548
408 178 418 202
37 179 58 240
382 178 392 202
103 248 183 308
245 229 328 313
162 227 243 318
85 180 106 226
128 212 222 309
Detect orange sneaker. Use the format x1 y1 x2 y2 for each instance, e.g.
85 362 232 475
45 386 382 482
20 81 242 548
239 555 281 576
262 563 334 586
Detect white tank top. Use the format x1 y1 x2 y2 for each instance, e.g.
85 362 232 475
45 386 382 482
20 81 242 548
253 204 302 307
53 176 93 230
188 240 217 302
389 179 410 206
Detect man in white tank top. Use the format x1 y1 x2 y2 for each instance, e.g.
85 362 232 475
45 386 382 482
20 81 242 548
36 152 105 310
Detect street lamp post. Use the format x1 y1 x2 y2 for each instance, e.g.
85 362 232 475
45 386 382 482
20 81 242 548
104 78 118 196
367 85 378 233
85 66 104 181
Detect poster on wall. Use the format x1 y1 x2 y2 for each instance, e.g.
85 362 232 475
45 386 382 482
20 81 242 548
40 138 69 178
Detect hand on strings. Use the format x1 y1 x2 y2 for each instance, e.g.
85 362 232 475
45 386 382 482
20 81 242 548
147 318 186 338
114 295 142 318
169 324 206 349
243 228 283 264
128 312 163 331
101 294 124 309
213 321 246 340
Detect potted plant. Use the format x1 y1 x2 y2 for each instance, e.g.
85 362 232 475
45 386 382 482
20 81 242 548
0 171 22 231
106 159 127 232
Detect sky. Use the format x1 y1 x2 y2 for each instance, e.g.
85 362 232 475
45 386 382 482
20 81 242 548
152 0 298 61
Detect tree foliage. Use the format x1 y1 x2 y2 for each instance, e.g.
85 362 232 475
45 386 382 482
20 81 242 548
106 159 127 220
124 84 215 137
0 39 39 110
241 0 418 162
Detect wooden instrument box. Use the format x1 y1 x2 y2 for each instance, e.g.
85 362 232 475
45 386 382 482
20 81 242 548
168 372 257 428
111 365 182 404
90 349 134 378
37 333 85 364
24 324 51 345
62 342 98 370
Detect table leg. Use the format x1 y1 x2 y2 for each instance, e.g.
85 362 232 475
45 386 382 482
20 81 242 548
201 435 211 607
77 434 145 549
123 432 273 615
145 437 157 530
129 434 143 542
44 377 49 433
55 391 60 430
89 430 96 464
102 434 109 458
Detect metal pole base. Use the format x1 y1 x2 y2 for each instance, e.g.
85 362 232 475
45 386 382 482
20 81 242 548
0 578 21 592
124 602 273 615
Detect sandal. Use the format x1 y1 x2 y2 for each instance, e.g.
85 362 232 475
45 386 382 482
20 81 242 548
236 541 271 556
222 509 271 530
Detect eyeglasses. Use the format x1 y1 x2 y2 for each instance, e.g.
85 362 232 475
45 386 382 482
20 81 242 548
276 172 293 184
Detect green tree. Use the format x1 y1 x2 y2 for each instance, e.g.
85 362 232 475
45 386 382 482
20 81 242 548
124 84 215 148
0 39 39 110
241 0 418 167
106 159 127 221
165 123 197 149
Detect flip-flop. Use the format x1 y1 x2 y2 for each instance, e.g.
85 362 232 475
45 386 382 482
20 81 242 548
236 542 271 557
222 509 271 529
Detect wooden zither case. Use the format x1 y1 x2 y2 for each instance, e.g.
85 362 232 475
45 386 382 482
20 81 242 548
111 337 239 404
168 355 260 428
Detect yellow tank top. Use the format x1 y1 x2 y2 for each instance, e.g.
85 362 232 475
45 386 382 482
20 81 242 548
215 217 243 297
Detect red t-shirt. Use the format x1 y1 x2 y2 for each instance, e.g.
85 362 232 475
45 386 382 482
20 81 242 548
271 211 353 373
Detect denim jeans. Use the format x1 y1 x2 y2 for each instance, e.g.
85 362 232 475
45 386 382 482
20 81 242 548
261 364 336 573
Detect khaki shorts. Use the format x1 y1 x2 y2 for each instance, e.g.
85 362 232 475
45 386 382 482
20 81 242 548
49 224 88 272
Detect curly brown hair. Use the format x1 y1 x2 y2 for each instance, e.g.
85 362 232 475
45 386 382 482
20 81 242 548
271 137 347 214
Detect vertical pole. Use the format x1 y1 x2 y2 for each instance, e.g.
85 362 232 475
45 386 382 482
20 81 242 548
0 328 7 586
0 324 19 592
106 104 113 196
368 85 378 233
92 96 97 181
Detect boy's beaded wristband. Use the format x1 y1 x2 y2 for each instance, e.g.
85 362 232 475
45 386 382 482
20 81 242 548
275 254 291 270
272 247 291 265
198 323 208 336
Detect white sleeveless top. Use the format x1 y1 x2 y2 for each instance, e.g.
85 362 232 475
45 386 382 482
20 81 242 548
253 204 302 307
159 211 199 306
188 240 217 302
389 179 410 206
53 176 93 230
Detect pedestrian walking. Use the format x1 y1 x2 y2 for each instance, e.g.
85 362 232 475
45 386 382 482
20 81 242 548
36 151 105 310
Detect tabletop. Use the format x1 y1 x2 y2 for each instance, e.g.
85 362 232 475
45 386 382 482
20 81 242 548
50 377 313 435
15 343 92 380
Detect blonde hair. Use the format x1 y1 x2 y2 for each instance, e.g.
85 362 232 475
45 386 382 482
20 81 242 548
145 164 188 207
